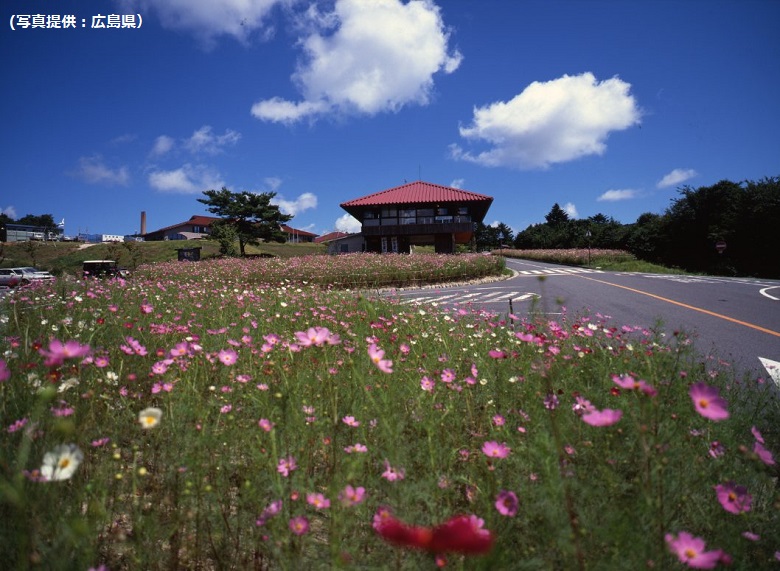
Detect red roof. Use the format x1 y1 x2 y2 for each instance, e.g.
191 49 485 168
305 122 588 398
314 231 350 243
340 181 492 208
144 215 221 236
281 224 318 238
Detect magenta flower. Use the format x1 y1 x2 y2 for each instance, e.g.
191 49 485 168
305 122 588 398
381 460 405 482
581 408 622 427
258 418 274 432
306 492 330 510
495 490 519 517
440 368 456 383
339 485 366 507
295 326 340 347
342 415 360 427
420 376 435 392
344 443 368 454
715 482 752 514
751 426 765 444
289 515 309 536
256 499 283 526
665 531 727 569
39 339 91 367
277 456 297 477
543 393 559 410
217 348 238 366
481 441 511 458
689 382 729 421
611 374 657 396
753 441 776 466
368 344 393 373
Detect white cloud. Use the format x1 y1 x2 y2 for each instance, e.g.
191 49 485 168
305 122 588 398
451 72 642 169
2 205 17 218
657 168 697 188
184 126 241 155
252 0 462 123
335 213 361 233
151 135 175 156
129 0 283 45
264 176 283 192
597 188 640 202
74 156 130 186
271 192 318 216
563 202 579 219
148 164 224 194
450 178 465 189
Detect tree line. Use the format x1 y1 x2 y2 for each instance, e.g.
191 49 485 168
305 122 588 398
476 176 779 278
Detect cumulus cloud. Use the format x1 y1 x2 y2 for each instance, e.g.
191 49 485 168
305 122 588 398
148 164 224 194
450 178 465 189
271 192 318 216
73 156 130 186
597 188 640 202
335 213 361 233
657 168 697 188
251 0 462 123
151 135 175 156
129 0 282 45
451 72 642 170
563 202 579 219
184 126 241 155
2 205 17 218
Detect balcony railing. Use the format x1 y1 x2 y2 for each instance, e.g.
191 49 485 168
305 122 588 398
361 221 474 236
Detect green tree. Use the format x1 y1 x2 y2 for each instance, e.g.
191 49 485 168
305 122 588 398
544 203 570 227
197 187 292 257
208 219 239 257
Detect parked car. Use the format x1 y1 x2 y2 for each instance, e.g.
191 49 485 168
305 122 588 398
82 260 130 279
0 267 54 288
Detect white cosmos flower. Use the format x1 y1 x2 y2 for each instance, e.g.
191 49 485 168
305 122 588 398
41 443 84 481
138 407 163 429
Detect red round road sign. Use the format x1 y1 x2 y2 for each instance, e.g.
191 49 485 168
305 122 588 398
715 240 727 254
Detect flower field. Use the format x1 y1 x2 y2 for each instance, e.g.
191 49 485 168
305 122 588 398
498 248 636 267
1 254 778 570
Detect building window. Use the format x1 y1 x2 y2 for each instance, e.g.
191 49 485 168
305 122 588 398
381 237 388 253
381 208 397 218
391 236 398 253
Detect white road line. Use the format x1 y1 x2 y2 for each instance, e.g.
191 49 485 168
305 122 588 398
759 357 780 387
760 286 780 301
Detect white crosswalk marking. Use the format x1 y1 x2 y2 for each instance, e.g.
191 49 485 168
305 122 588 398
517 268 603 276
398 291 539 305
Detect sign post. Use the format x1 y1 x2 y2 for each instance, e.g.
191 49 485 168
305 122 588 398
715 240 727 254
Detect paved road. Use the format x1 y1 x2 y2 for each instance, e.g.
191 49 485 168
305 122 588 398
388 258 780 385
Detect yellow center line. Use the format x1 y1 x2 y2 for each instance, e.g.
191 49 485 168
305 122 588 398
575 275 780 338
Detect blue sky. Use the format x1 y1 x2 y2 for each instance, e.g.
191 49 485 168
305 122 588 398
2 0 779 238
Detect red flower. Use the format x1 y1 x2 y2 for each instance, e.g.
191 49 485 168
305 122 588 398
374 508 493 555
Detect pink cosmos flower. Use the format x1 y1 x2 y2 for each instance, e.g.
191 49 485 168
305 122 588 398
0 359 9 382
572 396 596 416
611 374 657 396
151 361 169 375
492 415 505 427
39 339 92 367
306 493 330 510
543 393 559 410
289 516 309 536
495 490 519 517
256 499 283 526
581 408 623 427
708 441 725 458
715 482 752 514
665 531 727 569
258 418 274 432
481 441 511 458
753 441 776 466
689 382 729 421
140 303 153 314
751 426 765 444
421 376 435 392
381 460 405 482
368 344 393 373
339 485 366 507
217 349 238 366
440 369 456 383
342 415 360 427
277 456 297 477
344 443 368 454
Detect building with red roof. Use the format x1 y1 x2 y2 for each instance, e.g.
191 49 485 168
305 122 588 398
340 181 493 253
144 215 318 243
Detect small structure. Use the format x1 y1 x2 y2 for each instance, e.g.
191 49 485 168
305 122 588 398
176 247 202 262
281 224 318 243
340 181 493 253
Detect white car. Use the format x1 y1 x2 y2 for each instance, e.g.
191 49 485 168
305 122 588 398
0 267 54 287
